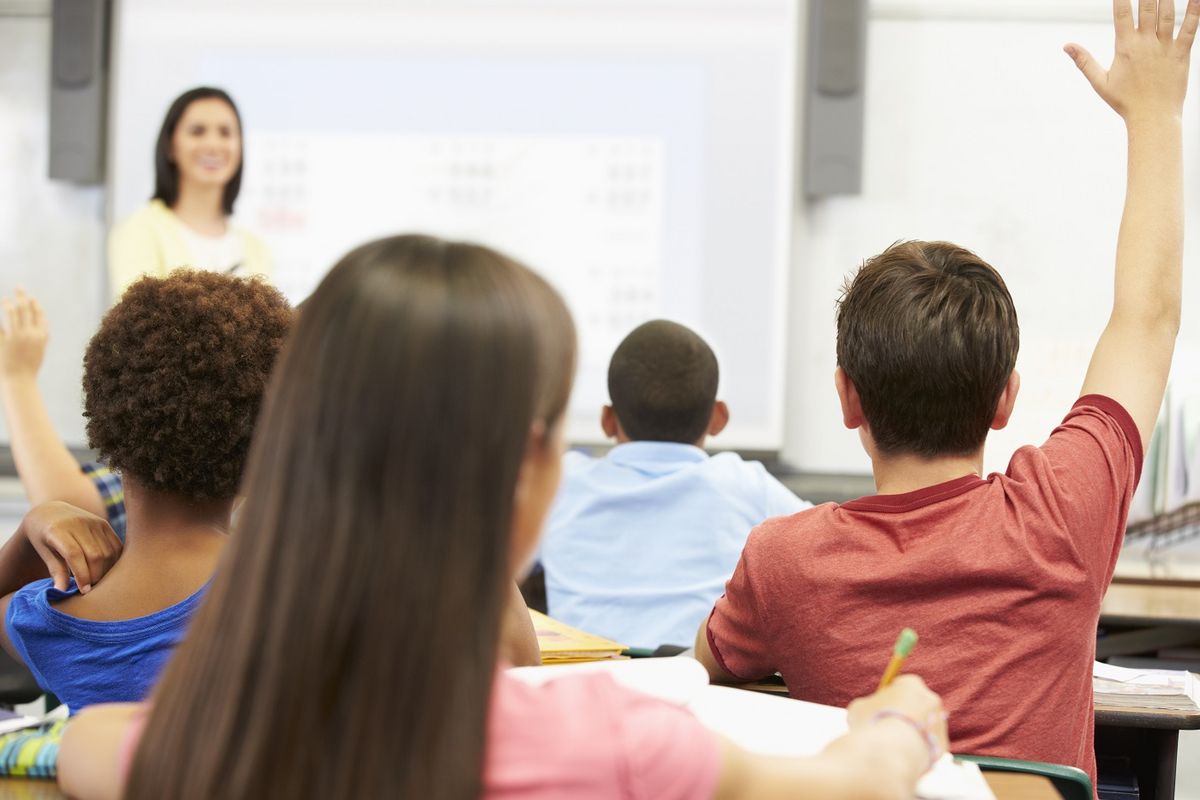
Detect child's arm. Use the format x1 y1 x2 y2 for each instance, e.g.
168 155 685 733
499 581 542 666
0 502 122 661
0 291 109 517
715 675 944 800
1069 0 1199 449
695 620 743 684
58 702 145 800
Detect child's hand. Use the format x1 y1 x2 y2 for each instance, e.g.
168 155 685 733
1066 0 1199 124
0 290 49 381
847 674 949 757
18 501 123 594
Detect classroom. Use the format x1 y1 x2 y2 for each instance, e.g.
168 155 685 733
1 0 1199 798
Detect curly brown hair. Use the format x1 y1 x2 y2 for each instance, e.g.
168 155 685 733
83 270 292 499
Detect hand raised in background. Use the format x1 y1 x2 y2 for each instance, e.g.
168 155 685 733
0 289 49 381
1066 0 1199 122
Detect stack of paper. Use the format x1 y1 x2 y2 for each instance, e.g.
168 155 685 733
508 658 995 800
1094 661 1200 711
530 610 627 664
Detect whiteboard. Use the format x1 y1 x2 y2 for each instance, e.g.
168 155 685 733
109 0 798 449
0 15 105 448
785 9 1200 474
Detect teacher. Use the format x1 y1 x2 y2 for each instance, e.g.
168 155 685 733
107 87 271 300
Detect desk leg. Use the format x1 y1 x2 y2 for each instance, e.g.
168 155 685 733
1095 726 1178 800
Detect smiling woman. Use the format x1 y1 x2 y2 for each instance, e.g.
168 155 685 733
106 88 272 302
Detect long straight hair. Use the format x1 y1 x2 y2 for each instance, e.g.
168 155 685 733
126 235 576 799
152 87 243 214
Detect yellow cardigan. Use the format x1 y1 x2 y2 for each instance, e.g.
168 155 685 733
106 199 273 302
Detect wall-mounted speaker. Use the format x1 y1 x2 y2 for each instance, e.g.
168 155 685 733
802 0 868 197
48 0 110 183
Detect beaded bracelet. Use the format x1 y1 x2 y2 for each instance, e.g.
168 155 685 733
870 709 945 769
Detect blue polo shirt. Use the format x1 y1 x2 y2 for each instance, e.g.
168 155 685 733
540 442 810 649
5 578 208 713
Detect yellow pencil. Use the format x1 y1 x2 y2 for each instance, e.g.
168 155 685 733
877 628 919 691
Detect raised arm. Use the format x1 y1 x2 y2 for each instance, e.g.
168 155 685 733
1069 0 1199 449
0 290 108 517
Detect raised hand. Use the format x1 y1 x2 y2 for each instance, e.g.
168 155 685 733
1066 0 1199 122
0 289 49 381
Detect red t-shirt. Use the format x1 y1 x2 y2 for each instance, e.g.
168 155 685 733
707 395 1142 788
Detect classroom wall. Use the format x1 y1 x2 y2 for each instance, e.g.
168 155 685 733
4 0 1200 472
0 4 106 448
782 0 1200 476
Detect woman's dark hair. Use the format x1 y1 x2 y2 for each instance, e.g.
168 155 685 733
83 270 292 499
126 235 576 799
152 87 243 215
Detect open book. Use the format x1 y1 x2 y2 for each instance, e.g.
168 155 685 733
509 658 995 800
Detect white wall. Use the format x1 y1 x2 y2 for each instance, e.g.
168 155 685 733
0 8 107 448
783 0 1200 476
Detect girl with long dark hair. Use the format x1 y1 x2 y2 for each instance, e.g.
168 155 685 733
59 235 944 799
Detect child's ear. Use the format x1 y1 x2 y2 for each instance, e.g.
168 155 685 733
707 400 729 437
990 371 1021 431
600 405 619 439
834 368 866 429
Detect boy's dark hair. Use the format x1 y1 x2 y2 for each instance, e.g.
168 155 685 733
152 87 243 215
83 270 292 499
836 240 1019 458
608 319 719 444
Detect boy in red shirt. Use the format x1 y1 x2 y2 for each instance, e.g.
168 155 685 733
697 0 1198 787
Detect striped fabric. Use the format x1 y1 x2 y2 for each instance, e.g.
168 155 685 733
80 462 127 542
0 720 67 778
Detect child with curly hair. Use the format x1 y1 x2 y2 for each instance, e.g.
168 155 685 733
0 270 292 713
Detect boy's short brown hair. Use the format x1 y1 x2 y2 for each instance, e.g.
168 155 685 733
83 270 292 499
835 240 1019 458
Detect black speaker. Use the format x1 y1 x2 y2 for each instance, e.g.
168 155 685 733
48 0 111 183
802 0 868 197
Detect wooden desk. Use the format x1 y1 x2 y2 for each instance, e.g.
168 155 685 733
0 772 1058 800
1094 702 1200 800
982 772 1060 799
1101 580 1200 627
1098 579 1200 663
1094 577 1200 799
0 778 64 799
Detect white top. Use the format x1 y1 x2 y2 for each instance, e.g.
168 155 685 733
173 219 246 276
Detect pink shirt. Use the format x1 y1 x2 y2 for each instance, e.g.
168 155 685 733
707 395 1141 790
487 669 721 798
122 670 722 798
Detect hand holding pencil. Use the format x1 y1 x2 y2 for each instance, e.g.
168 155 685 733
844 629 949 768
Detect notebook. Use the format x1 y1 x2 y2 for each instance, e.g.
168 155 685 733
1093 660 1200 712
509 658 995 800
529 610 627 664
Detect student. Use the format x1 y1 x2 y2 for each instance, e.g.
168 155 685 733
0 289 127 538
696 0 1198 787
0 271 293 712
58 235 946 800
540 319 809 648
108 88 271 301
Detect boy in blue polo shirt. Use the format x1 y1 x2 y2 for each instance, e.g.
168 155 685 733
540 320 809 648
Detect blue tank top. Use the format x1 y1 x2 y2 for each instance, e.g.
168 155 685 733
5 578 207 713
